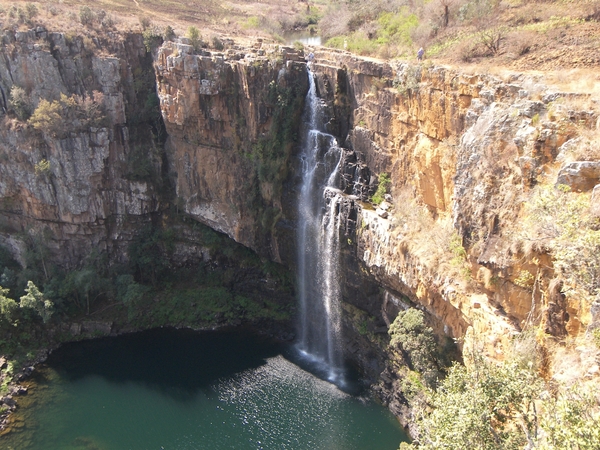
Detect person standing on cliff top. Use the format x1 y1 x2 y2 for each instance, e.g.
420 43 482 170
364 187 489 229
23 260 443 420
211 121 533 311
417 47 424 61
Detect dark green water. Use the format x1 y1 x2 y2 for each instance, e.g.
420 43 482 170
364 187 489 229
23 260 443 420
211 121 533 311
3 328 408 450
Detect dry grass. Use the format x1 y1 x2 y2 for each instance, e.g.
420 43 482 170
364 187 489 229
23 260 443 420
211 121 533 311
0 0 307 44
389 187 471 283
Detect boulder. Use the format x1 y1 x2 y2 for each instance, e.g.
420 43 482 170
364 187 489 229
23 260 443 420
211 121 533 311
556 161 600 192
1 396 16 408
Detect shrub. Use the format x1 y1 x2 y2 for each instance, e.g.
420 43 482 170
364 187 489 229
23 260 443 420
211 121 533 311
371 172 391 205
186 26 203 52
243 16 261 29
28 98 62 135
163 25 176 42
389 308 441 386
8 86 32 121
405 357 543 449
478 26 506 56
0 286 18 327
139 16 151 30
376 9 419 47
102 14 115 28
34 159 51 176
29 92 106 137
523 184 600 303
212 36 224 50
20 281 54 323
142 27 163 53
25 3 38 22
79 6 94 25
540 388 600 448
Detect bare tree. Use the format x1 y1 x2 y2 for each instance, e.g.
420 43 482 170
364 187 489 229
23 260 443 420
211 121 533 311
439 0 454 27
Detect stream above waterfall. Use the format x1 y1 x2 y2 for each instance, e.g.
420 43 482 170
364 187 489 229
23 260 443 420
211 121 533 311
2 328 408 449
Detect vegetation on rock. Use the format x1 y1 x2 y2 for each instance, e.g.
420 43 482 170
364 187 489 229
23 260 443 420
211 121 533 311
371 172 391 206
403 358 600 449
28 92 106 137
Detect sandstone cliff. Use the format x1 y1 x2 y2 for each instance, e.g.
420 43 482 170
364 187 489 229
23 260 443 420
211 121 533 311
154 40 307 260
302 48 596 345
0 29 163 267
1 27 598 431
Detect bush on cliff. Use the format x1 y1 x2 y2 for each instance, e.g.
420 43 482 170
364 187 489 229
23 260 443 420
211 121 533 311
29 92 106 137
389 308 442 387
186 26 203 52
20 281 54 324
401 337 600 450
0 286 18 329
521 184 600 304
8 86 33 121
371 173 391 205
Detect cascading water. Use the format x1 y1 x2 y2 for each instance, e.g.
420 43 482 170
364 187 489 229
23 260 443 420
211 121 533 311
296 68 345 385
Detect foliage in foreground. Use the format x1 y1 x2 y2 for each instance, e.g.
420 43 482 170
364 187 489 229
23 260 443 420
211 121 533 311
401 350 600 450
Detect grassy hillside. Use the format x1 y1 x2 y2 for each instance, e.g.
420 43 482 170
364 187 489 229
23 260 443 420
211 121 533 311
2 0 599 72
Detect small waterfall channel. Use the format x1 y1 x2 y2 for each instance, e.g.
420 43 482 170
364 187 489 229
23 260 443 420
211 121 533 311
296 68 346 386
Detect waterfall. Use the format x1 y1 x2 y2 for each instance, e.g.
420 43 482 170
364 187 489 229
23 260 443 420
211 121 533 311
296 69 345 384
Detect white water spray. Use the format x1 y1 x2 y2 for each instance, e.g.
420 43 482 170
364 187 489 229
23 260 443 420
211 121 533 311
296 69 345 384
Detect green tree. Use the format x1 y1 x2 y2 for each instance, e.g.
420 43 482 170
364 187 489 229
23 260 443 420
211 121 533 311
79 6 95 25
128 226 169 285
539 388 600 449
116 274 149 319
0 286 18 327
186 26 202 52
29 92 106 137
25 3 38 22
28 98 64 136
389 308 440 386
163 25 176 41
407 357 542 450
20 281 54 323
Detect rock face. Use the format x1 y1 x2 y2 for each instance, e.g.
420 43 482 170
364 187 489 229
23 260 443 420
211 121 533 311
0 30 163 266
556 161 600 192
303 48 595 356
1 28 597 431
155 42 308 260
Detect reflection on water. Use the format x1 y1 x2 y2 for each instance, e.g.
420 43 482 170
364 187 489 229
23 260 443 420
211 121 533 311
3 328 408 449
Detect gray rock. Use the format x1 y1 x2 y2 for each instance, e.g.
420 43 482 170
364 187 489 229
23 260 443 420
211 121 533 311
591 185 600 217
516 100 544 118
81 321 112 335
1 396 16 408
379 201 391 211
588 298 600 332
69 323 82 336
556 137 581 163
556 161 600 192
376 208 388 219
